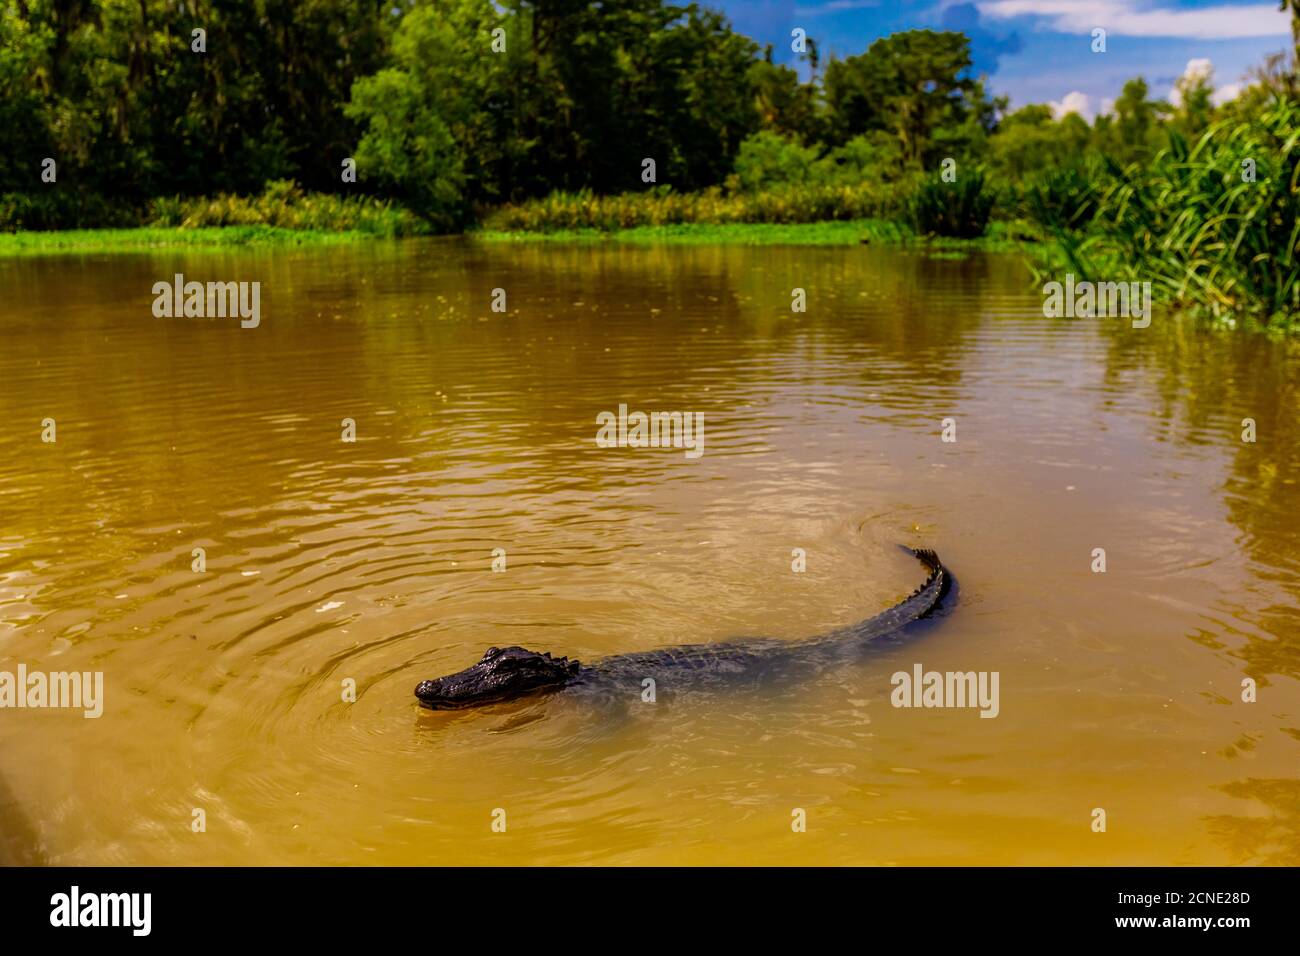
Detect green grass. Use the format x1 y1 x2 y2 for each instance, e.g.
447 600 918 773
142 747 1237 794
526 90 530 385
475 218 1040 250
0 225 380 255
2 218 1044 257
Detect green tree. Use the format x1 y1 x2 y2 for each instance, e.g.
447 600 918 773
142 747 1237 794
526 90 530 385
346 66 468 227
823 30 983 168
728 130 819 192
0 5 52 193
1100 78 1170 162
1 0 398 205
345 0 762 209
748 52 820 143
987 105 1089 179
1172 62 1215 137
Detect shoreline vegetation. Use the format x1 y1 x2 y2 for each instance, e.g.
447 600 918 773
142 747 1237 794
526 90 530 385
0 218 1040 255
2 2 1298 330
0 225 379 254
475 219 1043 254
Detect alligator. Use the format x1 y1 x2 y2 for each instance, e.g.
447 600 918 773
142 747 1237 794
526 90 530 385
415 546 952 710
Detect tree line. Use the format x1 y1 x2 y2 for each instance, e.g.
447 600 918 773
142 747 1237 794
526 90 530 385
1 0 1297 231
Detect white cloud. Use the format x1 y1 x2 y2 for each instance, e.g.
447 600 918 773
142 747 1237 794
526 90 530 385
1049 90 1094 118
794 0 879 13
1169 57 1214 106
1182 57 1214 83
1212 82 1243 105
1166 58 1246 108
978 1 1291 40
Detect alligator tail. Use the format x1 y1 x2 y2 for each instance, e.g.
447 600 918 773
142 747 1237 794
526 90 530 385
809 544 952 646
899 545 951 617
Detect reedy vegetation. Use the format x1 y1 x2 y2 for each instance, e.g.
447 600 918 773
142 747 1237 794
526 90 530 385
480 183 899 231
1068 100 1300 328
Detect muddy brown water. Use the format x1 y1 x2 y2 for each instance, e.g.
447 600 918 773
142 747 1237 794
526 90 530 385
0 239 1297 864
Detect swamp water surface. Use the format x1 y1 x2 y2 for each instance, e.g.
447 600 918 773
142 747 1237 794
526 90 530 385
0 240 1297 864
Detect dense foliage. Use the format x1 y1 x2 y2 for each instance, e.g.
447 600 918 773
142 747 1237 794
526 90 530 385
1064 99 1300 328
2 0 1298 325
0 0 395 199
908 168 994 240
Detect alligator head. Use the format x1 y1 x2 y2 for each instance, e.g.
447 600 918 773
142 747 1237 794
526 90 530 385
414 645 582 710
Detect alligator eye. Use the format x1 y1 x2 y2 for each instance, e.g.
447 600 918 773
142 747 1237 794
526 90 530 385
483 646 501 660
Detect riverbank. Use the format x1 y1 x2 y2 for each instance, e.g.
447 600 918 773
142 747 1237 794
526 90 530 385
473 218 1042 251
0 226 381 255
0 218 1046 258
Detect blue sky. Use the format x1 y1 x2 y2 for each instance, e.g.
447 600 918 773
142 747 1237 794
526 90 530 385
715 0 1294 117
